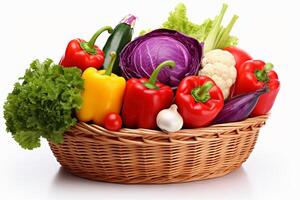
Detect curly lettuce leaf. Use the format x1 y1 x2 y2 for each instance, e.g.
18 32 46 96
3 59 83 150
140 3 238 50
162 3 211 41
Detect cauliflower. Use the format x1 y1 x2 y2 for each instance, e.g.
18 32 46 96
202 49 236 66
199 49 236 99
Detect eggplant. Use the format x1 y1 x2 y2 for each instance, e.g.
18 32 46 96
214 87 268 124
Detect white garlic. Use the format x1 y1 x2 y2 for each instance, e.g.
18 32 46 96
156 104 183 133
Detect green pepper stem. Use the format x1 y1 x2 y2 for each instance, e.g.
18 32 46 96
144 60 176 89
80 26 113 55
191 81 213 103
255 63 273 82
104 51 117 76
264 63 274 72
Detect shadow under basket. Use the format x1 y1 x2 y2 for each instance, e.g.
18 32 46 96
49 115 268 184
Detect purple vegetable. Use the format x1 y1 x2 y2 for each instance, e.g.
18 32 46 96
214 87 268 124
120 29 203 88
120 14 136 27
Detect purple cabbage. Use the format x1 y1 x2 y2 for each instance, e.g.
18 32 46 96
214 87 268 124
120 29 203 88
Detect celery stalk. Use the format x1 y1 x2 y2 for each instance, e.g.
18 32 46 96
216 15 239 49
204 4 228 53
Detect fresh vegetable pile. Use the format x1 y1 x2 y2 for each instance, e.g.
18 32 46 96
3 4 280 150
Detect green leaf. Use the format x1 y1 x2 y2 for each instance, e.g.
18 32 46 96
13 131 41 150
3 59 84 150
162 3 211 41
140 3 239 50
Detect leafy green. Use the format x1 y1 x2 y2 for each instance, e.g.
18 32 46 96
162 3 210 41
203 4 239 52
3 59 84 150
140 3 238 51
139 29 152 36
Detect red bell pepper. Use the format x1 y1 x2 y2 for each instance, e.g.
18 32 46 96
175 76 224 128
59 26 113 71
122 60 175 129
234 60 280 116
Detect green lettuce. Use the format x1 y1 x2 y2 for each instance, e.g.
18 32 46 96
141 3 238 52
162 3 211 41
3 59 83 150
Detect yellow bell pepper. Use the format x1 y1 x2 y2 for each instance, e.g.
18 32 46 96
77 52 126 126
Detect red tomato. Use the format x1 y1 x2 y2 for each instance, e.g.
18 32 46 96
224 47 253 99
224 46 252 71
104 113 122 131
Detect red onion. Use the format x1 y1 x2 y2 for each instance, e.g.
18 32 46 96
214 87 268 124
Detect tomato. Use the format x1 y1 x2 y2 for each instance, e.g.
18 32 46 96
224 46 252 72
224 47 253 99
103 113 122 131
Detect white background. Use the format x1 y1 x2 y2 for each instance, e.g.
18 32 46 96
0 0 299 199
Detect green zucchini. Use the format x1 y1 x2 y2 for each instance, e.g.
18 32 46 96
103 14 136 75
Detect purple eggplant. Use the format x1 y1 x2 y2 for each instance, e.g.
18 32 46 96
214 87 268 124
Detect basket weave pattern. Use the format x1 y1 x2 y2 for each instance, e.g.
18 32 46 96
49 115 267 184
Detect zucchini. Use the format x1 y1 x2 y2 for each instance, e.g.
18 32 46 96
103 14 136 75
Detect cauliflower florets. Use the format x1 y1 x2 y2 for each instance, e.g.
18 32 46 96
202 49 236 67
199 49 237 99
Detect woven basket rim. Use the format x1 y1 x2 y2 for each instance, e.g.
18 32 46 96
65 115 268 145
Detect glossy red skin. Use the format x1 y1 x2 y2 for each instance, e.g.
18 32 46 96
234 60 280 116
175 76 224 128
224 46 252 71
59 38 104 71
224 47 252 99
104 113 122 131
122 78 173 129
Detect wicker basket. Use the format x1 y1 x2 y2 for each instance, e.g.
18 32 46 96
49 115 267 184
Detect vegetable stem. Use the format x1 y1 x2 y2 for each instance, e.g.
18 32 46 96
120 14 137 27
216 15 239 48
144 60 176 89
264 63 274 72
255 63 273 82
80 26 113 55
104 51 117 76
204 4 228 53
191 81 213 103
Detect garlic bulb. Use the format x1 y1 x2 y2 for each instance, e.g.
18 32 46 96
156 104 183 133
